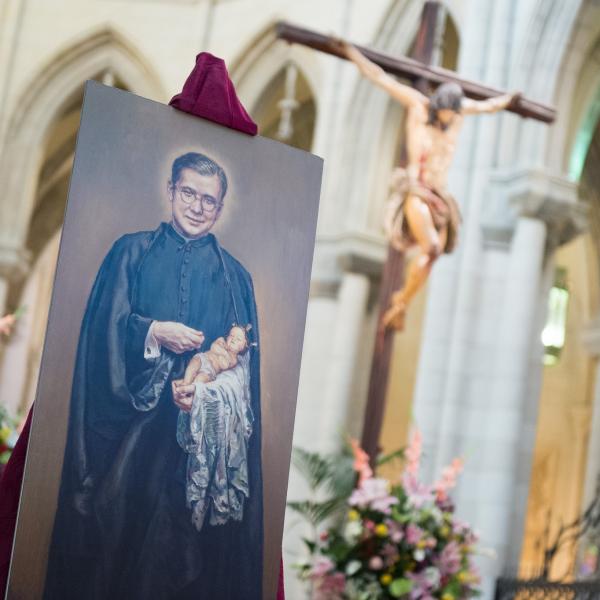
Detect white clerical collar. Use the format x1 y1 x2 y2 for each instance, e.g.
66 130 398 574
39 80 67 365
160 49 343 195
170 220 201 243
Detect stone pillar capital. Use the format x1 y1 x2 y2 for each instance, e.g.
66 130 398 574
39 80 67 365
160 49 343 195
336 231 386 280
508 169 587 248
308 233 383 300
484 168 587 250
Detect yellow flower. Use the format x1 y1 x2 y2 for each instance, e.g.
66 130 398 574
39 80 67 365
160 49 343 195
416 539 427 549
440 525 450 538
442 594 455 600
457 571 468 583
0 426 11 443
380 573 393 586
348 510 360 522
375 523 388 537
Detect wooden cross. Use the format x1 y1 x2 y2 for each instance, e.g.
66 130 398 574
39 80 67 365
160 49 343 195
277 2 555 463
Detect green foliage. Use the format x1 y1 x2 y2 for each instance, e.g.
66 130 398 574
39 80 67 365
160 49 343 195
288 444 357 528
376 447 406 468
292 447 333 493
287 498 347 529
0 406 18 465
389 578 413 597
0 405 10 426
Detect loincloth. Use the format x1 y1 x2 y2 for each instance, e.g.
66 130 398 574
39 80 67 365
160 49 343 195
383 167 462 254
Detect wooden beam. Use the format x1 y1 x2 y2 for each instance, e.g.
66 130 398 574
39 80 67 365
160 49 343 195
276 21 556 124
360 1 440 464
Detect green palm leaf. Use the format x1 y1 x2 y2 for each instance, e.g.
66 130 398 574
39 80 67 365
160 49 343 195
292 447 334 492
287 497 347 528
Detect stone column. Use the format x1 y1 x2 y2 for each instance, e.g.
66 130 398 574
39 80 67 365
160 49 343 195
476 215 547 590
284 234 380 599
319 270 370 450
457 170 586 598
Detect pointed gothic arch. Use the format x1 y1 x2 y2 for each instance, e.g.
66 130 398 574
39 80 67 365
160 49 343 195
0 26 167 414
0 26 166 252
230 21 321 120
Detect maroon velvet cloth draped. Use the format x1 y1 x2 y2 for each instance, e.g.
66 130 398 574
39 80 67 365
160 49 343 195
169 52 258 135
0 51 287 600
0 408 32 595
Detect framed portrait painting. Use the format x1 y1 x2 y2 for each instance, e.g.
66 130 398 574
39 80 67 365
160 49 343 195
6 81 322 600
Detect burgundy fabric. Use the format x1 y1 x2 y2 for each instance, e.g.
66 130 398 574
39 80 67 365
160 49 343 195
169 52 258 136
0 407 32 597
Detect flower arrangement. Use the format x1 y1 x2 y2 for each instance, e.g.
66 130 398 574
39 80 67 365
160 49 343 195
0 405 18 465
290 430 481 599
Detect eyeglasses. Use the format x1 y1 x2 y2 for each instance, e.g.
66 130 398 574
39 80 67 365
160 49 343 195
173 185 221 213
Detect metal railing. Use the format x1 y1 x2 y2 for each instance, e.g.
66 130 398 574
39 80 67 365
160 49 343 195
495 578 600 600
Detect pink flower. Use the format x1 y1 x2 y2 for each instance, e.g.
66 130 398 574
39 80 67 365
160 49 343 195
387 520 404 543
406 523 425 545
467 562 481 584
381 543 399 567
436 541 461 576
369 556 384 570
407 571 433 599
405 428 423 475
313 572 346 600
433 458 464 502
349 478 399 514
349 438 373 485
402 472 434 509
452 518 472 537
464 528 479 545
311 556 334 578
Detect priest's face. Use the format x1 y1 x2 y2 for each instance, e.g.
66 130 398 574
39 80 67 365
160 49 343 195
169 168 223 239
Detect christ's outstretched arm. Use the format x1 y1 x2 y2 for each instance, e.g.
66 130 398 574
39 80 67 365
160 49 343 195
462 92 520 115
336 40 428 109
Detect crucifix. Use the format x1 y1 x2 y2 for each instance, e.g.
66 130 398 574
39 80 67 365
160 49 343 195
276 2 555 462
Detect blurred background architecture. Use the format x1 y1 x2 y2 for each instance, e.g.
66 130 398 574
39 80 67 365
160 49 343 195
0 0 599 597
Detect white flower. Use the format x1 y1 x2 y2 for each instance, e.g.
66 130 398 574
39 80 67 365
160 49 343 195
345 560 362 576
344 520 363 543
414 549 426 562
424 567 441 587
429 506 443 524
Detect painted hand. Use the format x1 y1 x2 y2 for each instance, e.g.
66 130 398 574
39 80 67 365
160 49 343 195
171 379 195 413
153 321 204 354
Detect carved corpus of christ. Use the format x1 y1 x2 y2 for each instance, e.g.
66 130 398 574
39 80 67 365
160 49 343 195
339 41 520 331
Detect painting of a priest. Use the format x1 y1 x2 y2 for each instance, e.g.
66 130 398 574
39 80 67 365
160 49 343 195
43 151 263 600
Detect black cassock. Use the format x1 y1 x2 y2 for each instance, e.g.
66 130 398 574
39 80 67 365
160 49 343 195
44 223 263 600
